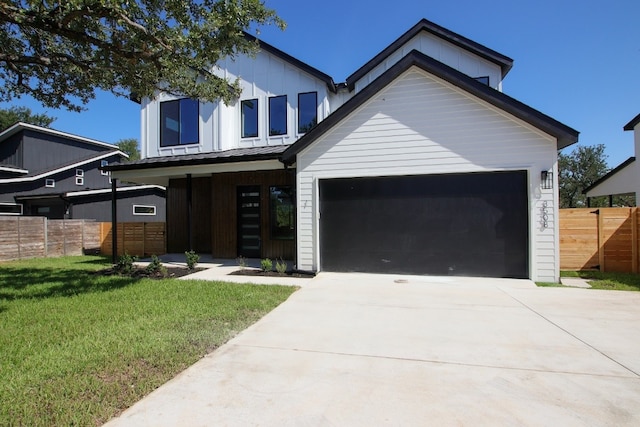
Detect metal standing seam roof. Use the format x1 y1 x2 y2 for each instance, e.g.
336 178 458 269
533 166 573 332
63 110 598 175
104 145 288 172
623 113 640 131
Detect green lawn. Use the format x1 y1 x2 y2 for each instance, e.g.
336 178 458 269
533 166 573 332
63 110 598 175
559 270 640 291
0 256 297 426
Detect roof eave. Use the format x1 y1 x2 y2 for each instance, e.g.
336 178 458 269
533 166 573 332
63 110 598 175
623 113 640 131
345 18 514 91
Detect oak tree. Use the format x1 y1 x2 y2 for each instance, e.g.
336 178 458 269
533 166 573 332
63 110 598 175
0 106 55 131
0 0 284 111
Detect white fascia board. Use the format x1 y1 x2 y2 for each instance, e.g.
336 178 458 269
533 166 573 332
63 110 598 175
65 184 166 198
0 166 28 174
0 151 126 184
0 122 130 156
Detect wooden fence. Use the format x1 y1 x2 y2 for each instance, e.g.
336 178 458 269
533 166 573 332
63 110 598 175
560 208 639 272
0 217 166 261
0 217 101 261
100 222 166 257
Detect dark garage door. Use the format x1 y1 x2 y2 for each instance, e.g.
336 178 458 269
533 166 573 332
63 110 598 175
319 171 529 278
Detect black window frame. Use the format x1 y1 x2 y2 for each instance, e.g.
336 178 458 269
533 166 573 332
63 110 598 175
241 99 259 138
298 92 317 134
269 95 288 136
474 76 490 86
160 98 200 147
269 185 294 240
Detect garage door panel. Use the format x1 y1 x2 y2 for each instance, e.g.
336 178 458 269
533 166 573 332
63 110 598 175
319 172 528 278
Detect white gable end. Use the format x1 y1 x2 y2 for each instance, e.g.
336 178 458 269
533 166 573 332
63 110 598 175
353 33 503 93
296 68 559 281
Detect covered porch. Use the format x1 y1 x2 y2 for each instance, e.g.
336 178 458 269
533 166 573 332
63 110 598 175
105 147 296 262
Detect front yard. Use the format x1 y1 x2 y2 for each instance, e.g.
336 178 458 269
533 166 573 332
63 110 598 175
0 256 297 426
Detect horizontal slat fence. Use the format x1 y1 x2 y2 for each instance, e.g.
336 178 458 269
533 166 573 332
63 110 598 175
560 208 639 272
100 222 166 257
0 217 101 261
0 218 165 261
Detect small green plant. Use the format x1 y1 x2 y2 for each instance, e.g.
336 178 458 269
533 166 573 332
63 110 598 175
185 251 200 270
236 256 247 270
260 258 273 272
115 253 137 275
275 258 287 275
146 254 167 277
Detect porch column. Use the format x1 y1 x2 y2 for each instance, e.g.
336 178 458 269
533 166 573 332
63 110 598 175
609 195 613 207
187 173 193 251
111 178 117 264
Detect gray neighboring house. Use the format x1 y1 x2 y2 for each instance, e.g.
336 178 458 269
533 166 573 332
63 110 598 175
0 122 165 221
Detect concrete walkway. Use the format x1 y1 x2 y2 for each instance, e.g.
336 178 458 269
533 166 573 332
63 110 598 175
104 273 640 426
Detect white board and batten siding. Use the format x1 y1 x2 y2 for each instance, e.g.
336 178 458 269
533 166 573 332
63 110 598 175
353 33 504 94
296 68 560 282
141 49 332 159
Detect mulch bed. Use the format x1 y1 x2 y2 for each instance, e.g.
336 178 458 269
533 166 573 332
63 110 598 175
229 269 315 279
94 266 204 279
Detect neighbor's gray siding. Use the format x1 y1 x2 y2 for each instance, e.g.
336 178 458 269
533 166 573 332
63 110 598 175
71 191 166 222
0 154 120 201
0 133 23 168
296 68 559 282
21 129 109 173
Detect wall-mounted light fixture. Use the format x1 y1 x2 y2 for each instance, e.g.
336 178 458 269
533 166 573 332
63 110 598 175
541 170 553 190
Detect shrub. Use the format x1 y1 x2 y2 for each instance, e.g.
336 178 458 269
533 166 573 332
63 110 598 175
236 256 247 270
146 254 167 277
185 251 199 270
115 253 137 275
260 258 273 272
275 259 287 275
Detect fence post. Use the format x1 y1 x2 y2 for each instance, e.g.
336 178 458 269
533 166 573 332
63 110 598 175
633 208 638 274
43 217 48 257
597 209 605 272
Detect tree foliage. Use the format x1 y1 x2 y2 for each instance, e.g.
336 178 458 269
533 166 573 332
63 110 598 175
0 106 55 131
115 138 140 161
559 144 611 208
0 0 284 111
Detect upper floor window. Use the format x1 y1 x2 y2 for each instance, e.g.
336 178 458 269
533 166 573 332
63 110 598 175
474 76 490 86
241 99 259 138
45 178 55 188
101 160 109 176
298 92 317 133
160 98 199 147
269 95 287 136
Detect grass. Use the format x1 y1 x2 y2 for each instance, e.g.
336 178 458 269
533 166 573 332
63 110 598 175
559 270 640 291
0 256 297 426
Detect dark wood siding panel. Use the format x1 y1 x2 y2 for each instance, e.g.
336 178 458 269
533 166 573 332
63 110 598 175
167 178 188 253
193 177 212 253
211 169 294 259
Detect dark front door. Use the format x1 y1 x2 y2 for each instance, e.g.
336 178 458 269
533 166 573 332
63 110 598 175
319 171 529 278
237 186 261 258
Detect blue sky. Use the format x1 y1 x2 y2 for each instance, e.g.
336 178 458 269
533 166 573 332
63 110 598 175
2 0 639 168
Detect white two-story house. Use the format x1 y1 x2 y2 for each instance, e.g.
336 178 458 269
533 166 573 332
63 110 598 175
107 18 579 282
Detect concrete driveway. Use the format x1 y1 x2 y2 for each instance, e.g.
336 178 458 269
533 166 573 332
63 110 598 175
105 273 640 426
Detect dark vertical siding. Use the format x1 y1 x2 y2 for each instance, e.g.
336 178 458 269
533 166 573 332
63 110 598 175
21 130 108 172
0 134 23 167
71 191 166 222
167 170 294 258
167 179 188 253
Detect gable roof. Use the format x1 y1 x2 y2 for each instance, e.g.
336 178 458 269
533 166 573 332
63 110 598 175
0 122 122 151
244 33 337 93
582 156 636 195
623 113 640 131
345 18 514 91
281 50 578 165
